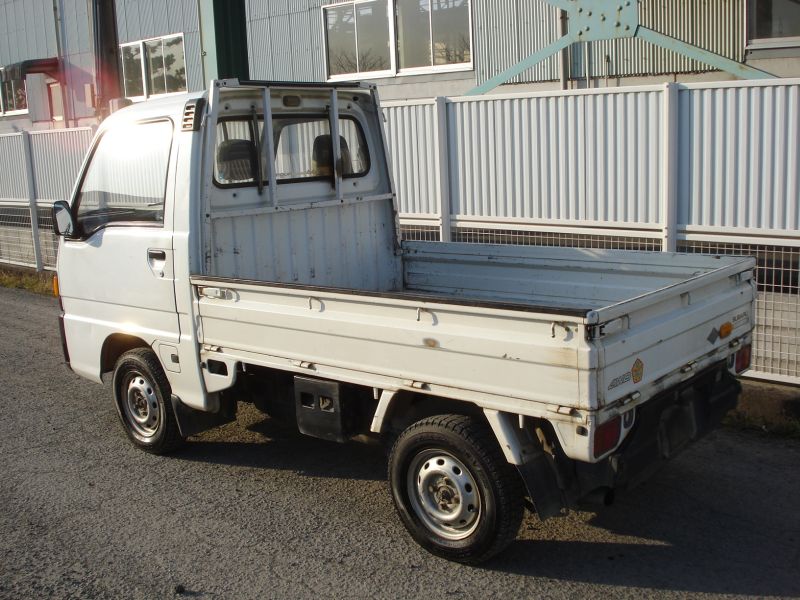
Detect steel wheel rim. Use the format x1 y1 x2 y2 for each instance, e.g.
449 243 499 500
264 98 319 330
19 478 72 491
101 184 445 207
122 371 160 439
407 450 481 541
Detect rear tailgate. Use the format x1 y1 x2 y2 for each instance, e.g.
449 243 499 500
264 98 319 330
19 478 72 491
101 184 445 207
592 254 756 408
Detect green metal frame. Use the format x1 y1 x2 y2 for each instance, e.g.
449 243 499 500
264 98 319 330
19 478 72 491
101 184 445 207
468 0 775 95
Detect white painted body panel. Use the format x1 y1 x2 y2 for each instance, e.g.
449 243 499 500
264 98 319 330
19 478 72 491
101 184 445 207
58 199 179 383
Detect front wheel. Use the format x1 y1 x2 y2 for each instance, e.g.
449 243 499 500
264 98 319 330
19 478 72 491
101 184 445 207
388 415 524 564
112 348 184 454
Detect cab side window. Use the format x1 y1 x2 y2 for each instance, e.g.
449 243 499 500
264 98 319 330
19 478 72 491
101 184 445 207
75 120 173 236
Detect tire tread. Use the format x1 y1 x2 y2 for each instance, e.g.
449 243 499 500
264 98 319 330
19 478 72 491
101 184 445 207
114 348 184 455
388 413 524 564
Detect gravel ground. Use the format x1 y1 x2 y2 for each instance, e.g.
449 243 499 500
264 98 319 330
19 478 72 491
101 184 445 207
1 286 799 599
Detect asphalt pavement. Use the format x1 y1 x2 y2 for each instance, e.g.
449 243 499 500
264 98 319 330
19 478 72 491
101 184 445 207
1 286 799 599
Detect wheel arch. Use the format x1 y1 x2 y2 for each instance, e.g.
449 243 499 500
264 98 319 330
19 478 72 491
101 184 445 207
100 333 151 376
374 391 485 437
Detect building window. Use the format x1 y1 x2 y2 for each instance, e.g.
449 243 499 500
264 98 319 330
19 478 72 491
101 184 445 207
120 34 187 99
397 0 471 70
748 0 800 48
326 1 392 77
0 71 28 115
322 0 472 79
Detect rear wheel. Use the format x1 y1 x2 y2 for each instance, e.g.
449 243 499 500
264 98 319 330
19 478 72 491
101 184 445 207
388 414 524 564
112 348 184 454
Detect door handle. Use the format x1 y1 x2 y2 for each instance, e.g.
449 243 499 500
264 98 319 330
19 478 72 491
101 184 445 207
147 249 167 278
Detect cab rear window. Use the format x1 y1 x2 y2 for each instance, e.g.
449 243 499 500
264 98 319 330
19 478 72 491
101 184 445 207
214 115 369 187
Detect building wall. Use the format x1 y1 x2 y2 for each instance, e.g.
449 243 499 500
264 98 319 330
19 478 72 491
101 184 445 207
59 0 98 124
0 0 100 133
114 0 204 93
241 0 800 101
0 0 59 63
244 0 327 82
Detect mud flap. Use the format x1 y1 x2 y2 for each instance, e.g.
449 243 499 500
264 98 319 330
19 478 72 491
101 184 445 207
516 449 567 520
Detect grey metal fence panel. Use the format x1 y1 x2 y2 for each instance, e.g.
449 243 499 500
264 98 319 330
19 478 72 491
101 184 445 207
446 89 663 225
0 134 35 267
383 101 439 216
0 134 28 200
29 128 93 202
678 83 800 233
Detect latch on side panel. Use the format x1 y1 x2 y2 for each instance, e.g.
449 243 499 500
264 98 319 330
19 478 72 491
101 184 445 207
200 287 229 300
599 318 624 337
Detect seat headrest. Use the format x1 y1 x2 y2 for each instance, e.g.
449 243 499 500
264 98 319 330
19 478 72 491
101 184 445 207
312 134 353 177
217 139 257 183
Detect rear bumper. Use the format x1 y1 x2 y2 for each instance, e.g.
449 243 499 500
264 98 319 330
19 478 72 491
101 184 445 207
571 361 740 501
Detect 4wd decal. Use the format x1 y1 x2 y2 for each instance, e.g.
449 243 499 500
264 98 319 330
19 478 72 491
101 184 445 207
608 358 645 390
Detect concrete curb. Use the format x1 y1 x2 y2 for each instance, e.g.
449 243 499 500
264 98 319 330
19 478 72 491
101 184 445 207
731 379 800 436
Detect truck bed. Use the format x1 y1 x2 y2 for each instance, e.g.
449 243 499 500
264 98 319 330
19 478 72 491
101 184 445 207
401 241 749 315
193 241 755 439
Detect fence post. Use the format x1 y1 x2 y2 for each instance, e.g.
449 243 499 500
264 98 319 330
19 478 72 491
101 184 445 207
20 131 43 271
661 82 679 253
434 96 452 242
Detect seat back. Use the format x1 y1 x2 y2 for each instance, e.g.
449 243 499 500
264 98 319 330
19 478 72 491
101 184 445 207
217 139 257 183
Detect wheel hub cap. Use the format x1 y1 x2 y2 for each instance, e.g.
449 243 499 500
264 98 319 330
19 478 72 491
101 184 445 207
408 452 481 540
123 375 160 438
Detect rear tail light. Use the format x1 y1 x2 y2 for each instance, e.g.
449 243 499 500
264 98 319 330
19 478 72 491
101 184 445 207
593 415 622 458
735 343 752 373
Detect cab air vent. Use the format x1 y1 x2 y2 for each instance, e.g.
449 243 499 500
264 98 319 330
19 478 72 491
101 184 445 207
182 98 206 131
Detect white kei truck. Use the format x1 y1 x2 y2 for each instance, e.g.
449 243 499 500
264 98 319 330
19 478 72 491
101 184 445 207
52 79 755 564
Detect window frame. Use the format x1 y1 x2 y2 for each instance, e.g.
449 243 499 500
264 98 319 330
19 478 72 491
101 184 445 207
746 0 800 50
71 118 175 240
119 33 188 101
0 69 30 116
47 81 64 121
212 113 372 189
321 0 474 81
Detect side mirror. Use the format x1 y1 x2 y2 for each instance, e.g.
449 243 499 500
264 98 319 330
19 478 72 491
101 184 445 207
52 201 76 238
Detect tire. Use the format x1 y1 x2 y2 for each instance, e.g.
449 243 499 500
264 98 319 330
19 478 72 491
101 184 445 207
112 348 185 454
388 414 524 564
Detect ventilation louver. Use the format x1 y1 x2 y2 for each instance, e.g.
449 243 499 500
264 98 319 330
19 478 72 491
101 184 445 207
182 98 206 131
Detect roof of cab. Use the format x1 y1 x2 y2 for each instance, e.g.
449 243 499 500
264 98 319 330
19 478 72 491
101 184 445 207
100 90 205 132
98 80 375 133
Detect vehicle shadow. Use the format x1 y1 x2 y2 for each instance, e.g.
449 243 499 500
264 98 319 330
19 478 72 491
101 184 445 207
176 410 388 482
176 411 800 596
490 450 800 597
